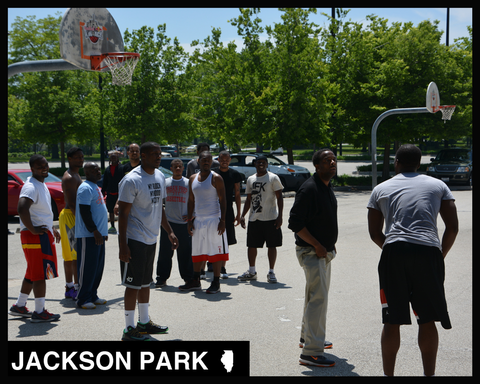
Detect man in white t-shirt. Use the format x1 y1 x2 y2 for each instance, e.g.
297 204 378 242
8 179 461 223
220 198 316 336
117 142 178 341
9 155 61 323
239 155 284 283
367 144 459 377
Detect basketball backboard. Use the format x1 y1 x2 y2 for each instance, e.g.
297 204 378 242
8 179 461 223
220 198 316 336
59 8 124 72
426 81 440 113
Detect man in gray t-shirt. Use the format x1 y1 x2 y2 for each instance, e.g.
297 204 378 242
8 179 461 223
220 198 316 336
367 144 459 377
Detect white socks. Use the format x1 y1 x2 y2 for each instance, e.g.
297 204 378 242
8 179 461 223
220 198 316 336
125 303 150 331
16 293 29 307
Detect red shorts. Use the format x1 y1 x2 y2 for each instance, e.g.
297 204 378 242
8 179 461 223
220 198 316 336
21 230 58 282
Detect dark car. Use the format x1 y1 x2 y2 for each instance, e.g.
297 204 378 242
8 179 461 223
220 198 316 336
216 153 311 192
159 157 193 177
8 169 65 220
160 145 179 157
426 148 472 186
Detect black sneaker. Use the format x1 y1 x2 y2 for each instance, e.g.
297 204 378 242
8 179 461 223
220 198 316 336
137 319 168 334
206 281 221 294
31 309 60 323
122 326 151 341
9 304 33 318
299 354 335 367
179 279 202 292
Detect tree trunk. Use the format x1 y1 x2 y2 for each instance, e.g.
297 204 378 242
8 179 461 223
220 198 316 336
287 147 294 165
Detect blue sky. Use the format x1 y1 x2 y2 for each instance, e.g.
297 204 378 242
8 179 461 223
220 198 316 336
8 7 472 54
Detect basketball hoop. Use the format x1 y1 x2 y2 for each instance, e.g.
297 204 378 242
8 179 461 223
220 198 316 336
437 105 456 122
91 52 140 86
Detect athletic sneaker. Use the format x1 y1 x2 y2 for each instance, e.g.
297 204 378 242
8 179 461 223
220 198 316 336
155 280 167 288
9 304 33 318
299 338 333 349
206 282 221 294
80 302 96 309
299 354 335 367
108 226 117 234
220 267 228 279
94 298 107 305
31 309 61 323
179 279 202 292
122 326 151 341
237 271 257 281
200 270 206 280
65 286 78 299
267 271 277 283
137 319 168 334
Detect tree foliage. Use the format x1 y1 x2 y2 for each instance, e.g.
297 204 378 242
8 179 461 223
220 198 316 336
8 9 472 171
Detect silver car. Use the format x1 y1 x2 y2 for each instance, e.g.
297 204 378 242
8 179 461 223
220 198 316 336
217 153 311 192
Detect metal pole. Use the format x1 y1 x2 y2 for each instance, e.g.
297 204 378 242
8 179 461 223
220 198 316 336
8 59 79 78
371 107 430 189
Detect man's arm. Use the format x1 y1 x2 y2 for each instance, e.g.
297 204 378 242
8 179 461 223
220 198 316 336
187 175 196 236
117 200 132 262
79 204 105 245
274 189 283 229
17 197 49 236
161 206 179 250
367 207 386 249
213 173 226 235
234 181 241 226
240 193 251 229
439 199 459 258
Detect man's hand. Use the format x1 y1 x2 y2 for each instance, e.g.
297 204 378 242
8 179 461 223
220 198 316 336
218 219 226 236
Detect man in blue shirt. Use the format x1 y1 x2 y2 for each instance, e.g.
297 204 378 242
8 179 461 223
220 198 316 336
75 162 109 309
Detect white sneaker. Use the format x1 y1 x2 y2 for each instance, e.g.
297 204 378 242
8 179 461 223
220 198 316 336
94 298 107 305
267 271 277 283
237 271 257 281
81 302 96 309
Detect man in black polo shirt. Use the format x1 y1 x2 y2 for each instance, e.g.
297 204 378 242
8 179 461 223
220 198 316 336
288 148 338 368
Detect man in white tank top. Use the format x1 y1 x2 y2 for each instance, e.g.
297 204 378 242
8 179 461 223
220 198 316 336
182 151 229 294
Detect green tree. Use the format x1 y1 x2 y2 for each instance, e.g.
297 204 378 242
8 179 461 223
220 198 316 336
321 10 472 179
104 24 193 145
8 13 101 166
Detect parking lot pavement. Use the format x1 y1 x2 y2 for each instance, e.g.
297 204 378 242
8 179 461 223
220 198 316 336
7 189 472 377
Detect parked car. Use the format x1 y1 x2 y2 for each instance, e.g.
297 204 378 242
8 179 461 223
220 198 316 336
426 148 472 186
270 147 284 155
215 153 311 192
160 145 179 157
185 145 197 153
159 157 193 177
8 169 65 220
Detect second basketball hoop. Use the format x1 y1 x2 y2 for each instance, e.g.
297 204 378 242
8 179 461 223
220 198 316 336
426 81 456 121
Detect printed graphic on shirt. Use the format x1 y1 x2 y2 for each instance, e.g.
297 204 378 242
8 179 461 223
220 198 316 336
251 181 267 214
148 182 162 204
166 184 188 203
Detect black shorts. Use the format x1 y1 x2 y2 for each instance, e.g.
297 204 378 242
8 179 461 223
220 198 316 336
106 194 118 213
246 219 282 248
120 239 156 289
378 241 451 329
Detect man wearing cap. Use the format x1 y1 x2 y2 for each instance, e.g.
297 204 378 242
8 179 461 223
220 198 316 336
239 155 284 283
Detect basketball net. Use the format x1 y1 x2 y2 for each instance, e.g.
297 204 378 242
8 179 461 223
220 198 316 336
102 53 140 86
437 105 456 123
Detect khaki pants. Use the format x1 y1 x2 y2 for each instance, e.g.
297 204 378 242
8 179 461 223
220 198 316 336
296 246 336 355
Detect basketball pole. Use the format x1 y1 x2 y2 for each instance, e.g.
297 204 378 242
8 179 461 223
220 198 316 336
8 59 79 78
371 107 430 189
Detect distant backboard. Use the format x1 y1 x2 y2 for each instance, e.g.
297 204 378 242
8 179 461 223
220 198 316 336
59 8 124 72
426 81 440 113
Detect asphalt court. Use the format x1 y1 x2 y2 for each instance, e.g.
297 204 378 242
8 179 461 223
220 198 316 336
7 188 472 377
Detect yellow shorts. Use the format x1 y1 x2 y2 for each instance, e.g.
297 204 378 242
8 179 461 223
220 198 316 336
59 208 77 261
